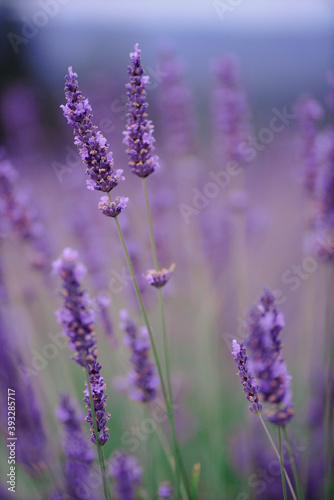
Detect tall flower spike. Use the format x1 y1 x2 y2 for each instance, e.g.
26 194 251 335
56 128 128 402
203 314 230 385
231 340 262 414
61 67 125 193
123 43 159 177
246 287 294 426
119 309 159 402
109 450 142 500
56 393 95 499
53 248 110 445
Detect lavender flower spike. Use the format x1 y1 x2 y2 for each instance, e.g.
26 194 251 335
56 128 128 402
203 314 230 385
119 309 159 402
123 43 159 177
246 287 294 426
56 393 95 499
98 195 129 218
158 481 175 498
109 450 142 500
231 340 262 414
61 67 125 192
53 248 111 445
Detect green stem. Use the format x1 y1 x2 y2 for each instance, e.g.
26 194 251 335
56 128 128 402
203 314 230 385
278 427 287 500
283 427 304 500
142 178 159 270
258 414 297 500
141 179 192 499
84 366 111 500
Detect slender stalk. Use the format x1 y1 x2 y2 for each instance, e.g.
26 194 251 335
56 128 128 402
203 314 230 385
141 179 192 499
283 427 304 500
84 366 111 500
113 214 168 404
278 427 287 500
142 178 159 270
257 414 297 500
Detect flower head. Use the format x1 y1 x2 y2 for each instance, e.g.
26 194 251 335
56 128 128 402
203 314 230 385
109 450 142 500
246 287 294 425
61 67 125 193
145 264 175 288
119 309 158 402
231 340 262 414
123 43 159 177
98 195 129 218
158 482 174 498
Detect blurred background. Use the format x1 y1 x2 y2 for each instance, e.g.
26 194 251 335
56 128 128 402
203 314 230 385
0 0 334 499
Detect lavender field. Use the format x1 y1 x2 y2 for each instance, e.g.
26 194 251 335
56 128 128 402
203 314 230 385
0 1 334 499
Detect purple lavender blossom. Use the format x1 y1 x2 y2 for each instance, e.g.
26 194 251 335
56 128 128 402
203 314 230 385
52 247 96 367
53 248 110 445
61 67 125 192
158 482 174 498
98 195 129 218
123 43 159 177
109 450 142 500
246 288 294 426
56 393 95 499
231 340 262 414
119 309 159 402
294 95 323 193
145 264 175 288
212 54 251 165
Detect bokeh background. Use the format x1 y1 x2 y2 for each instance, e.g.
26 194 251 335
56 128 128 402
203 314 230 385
0 0 334 499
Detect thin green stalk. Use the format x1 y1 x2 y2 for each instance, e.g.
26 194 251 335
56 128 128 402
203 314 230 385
258 414 297 500
283 427 304 500
113 214 168 404
141 179 192 499
142 178 159 270
278 427 287 500
84 366 111 500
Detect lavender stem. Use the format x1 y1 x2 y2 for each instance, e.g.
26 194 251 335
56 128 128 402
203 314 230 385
84 366 111 500
283 427 305 500
257 413 297 500
278 427 288 500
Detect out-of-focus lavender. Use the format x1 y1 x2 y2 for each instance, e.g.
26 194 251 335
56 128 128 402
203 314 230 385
119 309 159 403
56 393 95 500
246 288 294 426
109 450 142 500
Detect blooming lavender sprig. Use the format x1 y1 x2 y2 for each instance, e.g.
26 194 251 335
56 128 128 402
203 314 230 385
123 43 159 178
119 309 159 402
53 248 110 445
145 264 175 288
98 195 129 218
61 67 125 192
52 247 97 367
246 287 294 426
83 359 110 445
231 340 262 414
109 451 142 500
56 393 95 499
294 95 324 193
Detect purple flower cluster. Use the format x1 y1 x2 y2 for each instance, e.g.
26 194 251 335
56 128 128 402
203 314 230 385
145 264 175 288
98 195 129 218
56 393 95 499
158 481 175 498
0 155 49 269
119 309 158 402
123 43 159 178
246 288 294 426
212 54 251 164
295 95 324 193
53 248 110 445
109 450 142 500
52 247 96 367
231 340 262 414
61 67 125 193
